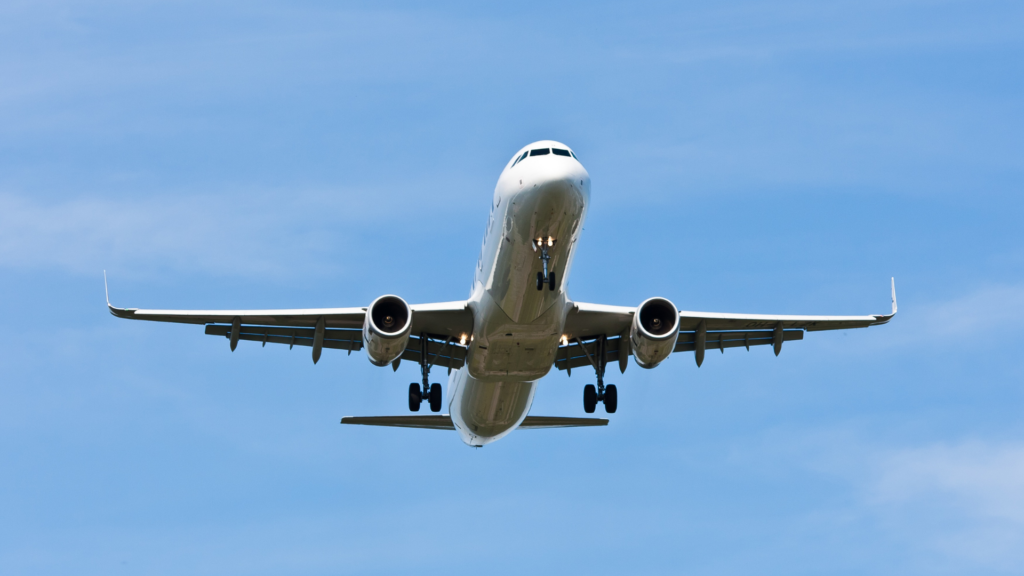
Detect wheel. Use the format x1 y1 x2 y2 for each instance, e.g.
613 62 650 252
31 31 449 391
548 271 556 291
408 383 422 412
583 384 597 413
536 271 544 290
604 384 618 413
429 383 442 412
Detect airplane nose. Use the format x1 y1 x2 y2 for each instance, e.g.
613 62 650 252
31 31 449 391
524 157 588 195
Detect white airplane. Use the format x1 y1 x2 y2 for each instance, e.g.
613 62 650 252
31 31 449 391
108 140 896 447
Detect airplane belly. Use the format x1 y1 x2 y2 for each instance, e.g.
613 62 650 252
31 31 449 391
466 289 566 381
466 179 582 381
449 366 537 447
487 180 584 324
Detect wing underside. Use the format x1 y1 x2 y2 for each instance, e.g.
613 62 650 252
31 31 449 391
554 329 805 371
202 324 469 370
108 286 473 369
555 278 896 371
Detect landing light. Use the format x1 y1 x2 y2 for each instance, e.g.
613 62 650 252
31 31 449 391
547 236 554 247
459 334 467 346
560 335 568 346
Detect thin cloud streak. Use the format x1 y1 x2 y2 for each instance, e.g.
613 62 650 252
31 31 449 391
866 440 1024 568
871 441 1024 523
828 284 1024 356
917 285 1024 337
746 427 1024 570
0 191 365 278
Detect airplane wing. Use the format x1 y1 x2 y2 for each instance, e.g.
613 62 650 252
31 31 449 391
106 275 473 368
557 278 897 372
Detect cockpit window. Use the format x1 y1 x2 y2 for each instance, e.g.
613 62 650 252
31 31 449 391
511 150 528 168
512 146 578 169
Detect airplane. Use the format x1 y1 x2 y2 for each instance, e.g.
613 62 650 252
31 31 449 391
108 140 897 447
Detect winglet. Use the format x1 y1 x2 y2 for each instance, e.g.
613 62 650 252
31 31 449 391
104 271 136 319
891 277 897 315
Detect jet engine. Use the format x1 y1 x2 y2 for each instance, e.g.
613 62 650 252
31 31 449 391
363 295 413 366
629 297 680 368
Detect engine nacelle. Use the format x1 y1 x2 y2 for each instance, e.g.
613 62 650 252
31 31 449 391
629 297 680 369
363 295 413 367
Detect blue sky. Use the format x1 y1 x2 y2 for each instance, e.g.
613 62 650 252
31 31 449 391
1 0 1023 574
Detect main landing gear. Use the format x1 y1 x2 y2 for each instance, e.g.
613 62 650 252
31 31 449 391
580 335 617 414
534 236 557 291
408 382 441 412
409 333 444 412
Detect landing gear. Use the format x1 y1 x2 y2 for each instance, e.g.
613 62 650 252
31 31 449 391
429 383 442 412
408 383 421 412
536 271 558 291
604 384 617 413
534 237 557 291
583 384 597 413
579 335 618 414
408 381 442 412
410 332 447 413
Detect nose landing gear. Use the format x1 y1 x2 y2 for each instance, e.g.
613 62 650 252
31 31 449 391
536 271 556 291
577 335 618 414
534 237 557 291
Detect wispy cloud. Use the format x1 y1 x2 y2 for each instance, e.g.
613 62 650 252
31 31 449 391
866 440 1024 568
919 285 1024 336
871 441 1024 523
747 428 1024 570
0 190 370 278
840 284 1024 354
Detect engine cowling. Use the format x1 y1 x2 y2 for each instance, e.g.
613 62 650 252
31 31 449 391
363 295 413 366
629 297 680 369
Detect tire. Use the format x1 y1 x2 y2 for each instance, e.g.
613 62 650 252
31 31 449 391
583 384 597 413
536 271 544 291
548 271 556 291
408 383 422 412
604 384 618 414
429 383 442 413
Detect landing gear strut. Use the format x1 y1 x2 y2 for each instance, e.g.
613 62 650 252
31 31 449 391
409 332 447 413
578 335 617 414
534 237 556 291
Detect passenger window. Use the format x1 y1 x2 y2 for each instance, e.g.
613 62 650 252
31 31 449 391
530 148 550 156
552 148 571 157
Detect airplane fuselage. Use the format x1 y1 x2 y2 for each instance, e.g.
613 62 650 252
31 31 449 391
448 141 591 446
